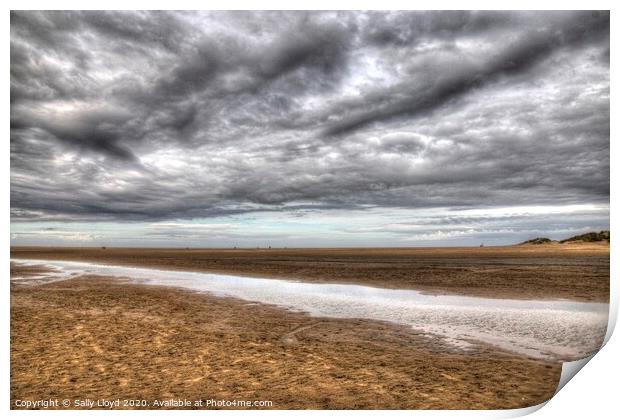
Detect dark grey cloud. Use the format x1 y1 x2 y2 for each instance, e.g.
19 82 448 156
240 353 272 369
325 11 609 136
10 11 609 228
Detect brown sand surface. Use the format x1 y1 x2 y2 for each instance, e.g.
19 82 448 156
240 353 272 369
11 244 610 301
10 265 561 410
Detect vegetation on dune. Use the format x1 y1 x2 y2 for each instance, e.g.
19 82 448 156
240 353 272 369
519 237 556 245
520 230 609 245
560 230 610 243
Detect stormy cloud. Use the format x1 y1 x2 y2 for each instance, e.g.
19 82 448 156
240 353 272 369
10 11 609 246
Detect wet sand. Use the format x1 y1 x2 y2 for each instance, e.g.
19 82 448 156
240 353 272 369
11 265 562 409
11 244 610 301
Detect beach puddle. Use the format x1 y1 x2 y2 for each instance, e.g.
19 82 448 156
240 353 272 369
11 258 609 362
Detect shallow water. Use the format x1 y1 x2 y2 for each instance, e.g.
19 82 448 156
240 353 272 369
11 258 609 361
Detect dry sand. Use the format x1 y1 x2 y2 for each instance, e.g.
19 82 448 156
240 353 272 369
11 265 561 409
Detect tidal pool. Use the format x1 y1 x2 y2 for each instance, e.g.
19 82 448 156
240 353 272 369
11 258 609 361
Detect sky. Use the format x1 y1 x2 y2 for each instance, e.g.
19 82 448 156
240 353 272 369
10 11 610 247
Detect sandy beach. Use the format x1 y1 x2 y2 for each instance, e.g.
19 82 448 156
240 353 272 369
11 265 563 409
10 244 609 409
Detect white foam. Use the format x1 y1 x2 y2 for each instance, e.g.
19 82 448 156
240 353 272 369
11 258 608 361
